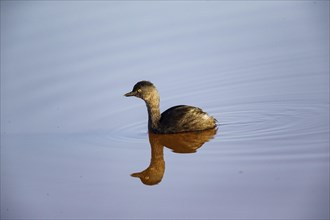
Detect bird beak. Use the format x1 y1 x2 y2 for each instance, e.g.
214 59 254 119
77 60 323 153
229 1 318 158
124 91 136 97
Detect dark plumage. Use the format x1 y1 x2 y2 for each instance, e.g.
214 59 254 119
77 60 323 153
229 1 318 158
124 81 217 134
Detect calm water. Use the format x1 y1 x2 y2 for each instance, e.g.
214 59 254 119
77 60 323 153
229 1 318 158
1 1 329 219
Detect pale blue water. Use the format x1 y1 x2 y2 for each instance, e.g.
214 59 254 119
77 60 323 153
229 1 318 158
1 1 329 219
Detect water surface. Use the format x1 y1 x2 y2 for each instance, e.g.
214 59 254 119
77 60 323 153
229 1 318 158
1 1 329 219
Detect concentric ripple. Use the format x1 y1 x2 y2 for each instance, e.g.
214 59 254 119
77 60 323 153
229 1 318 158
108 119 148 144
217 101 329 143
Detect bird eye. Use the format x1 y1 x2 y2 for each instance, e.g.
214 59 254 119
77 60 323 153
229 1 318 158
137 89 142 93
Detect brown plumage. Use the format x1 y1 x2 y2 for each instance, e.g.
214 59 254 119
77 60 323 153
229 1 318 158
124 81 217 134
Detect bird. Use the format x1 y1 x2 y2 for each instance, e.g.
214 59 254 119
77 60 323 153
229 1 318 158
124 81 217 134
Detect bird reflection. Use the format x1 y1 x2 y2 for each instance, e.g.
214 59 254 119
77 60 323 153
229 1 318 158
131 128 218 185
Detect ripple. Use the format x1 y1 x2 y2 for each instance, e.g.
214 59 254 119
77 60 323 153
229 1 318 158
217 101 329 143
107 118 148 144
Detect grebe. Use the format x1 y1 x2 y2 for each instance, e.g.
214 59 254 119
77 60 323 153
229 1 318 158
124 81 217 134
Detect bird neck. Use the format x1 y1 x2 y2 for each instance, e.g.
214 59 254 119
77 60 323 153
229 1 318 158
145 95 161 132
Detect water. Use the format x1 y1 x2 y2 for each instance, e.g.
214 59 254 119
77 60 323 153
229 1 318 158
1 1 329 219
